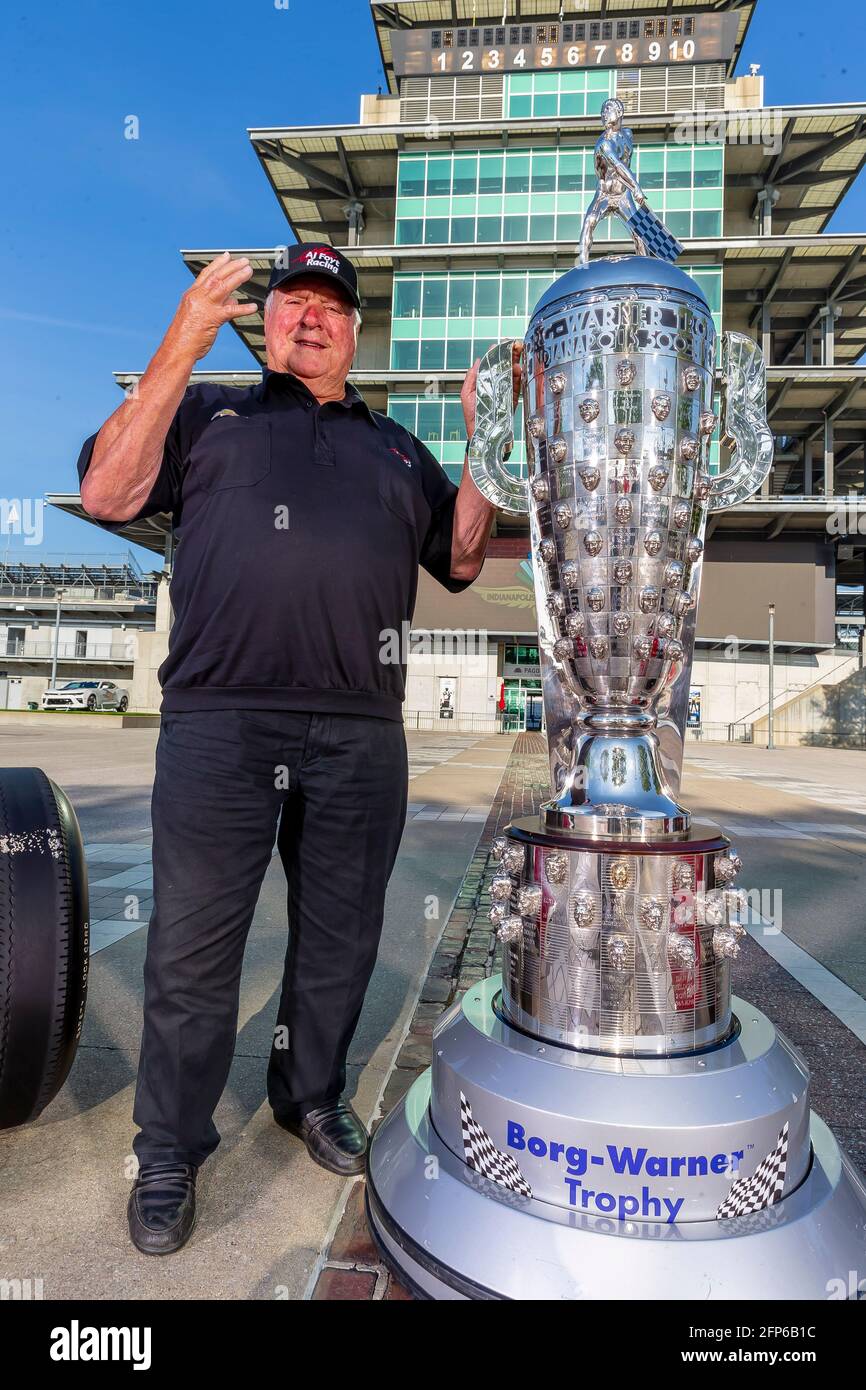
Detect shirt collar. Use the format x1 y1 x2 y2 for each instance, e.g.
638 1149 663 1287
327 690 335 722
260 368 380 429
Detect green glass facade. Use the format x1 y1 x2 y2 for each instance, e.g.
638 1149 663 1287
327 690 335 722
395 141 723 246
504 68 615 119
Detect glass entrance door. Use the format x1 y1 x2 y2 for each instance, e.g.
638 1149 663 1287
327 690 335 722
524 691 543 731
503 680 544 732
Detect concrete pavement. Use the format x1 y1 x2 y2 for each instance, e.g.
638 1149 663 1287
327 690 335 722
682 743 866 998
0 724 512 1300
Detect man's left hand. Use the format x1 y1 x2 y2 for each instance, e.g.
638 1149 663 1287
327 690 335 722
461 340 523 445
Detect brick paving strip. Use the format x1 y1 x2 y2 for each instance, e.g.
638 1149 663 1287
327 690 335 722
310 735 866 1301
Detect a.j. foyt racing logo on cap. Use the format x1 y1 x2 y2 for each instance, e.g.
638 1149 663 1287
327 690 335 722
302 248 340 275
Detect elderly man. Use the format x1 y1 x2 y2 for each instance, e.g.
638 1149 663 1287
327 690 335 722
79 244 508 1255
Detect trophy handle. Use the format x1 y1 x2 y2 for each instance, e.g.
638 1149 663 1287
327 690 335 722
707 330 774 513
468 340 529 516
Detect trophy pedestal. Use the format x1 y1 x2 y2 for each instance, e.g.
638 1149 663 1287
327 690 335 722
367 811 866 1298
366 976 866 1300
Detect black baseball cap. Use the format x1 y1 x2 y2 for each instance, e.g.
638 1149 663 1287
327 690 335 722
268 243 360 309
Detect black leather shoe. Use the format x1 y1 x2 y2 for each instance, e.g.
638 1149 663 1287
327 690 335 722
127 1162 197 1255
277 1100 368 1176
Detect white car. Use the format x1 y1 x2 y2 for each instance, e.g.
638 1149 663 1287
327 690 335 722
41 680 129 712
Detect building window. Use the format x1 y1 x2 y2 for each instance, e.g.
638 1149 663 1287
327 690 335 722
424 216 449 244
387 391 525 483
395 143 724 247
392 340 419 370
479 155 504 194
693 210 722 237
397 160 426 198
419 339 445 371
505 68 615 119
448 278 474 317
396 217 423 245
393 279 421 318
504 644 539 667
450 216 475 243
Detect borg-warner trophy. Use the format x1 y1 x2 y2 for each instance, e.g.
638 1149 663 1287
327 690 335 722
366 104 866 1300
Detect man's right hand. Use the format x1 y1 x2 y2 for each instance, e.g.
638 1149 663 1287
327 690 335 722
162 252 258 365
80 253 257 522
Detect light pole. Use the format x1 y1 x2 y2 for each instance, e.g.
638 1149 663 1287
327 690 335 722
49 590 64 690
768 602 776 750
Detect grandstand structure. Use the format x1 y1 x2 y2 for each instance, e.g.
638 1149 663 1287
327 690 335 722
0 552 159 709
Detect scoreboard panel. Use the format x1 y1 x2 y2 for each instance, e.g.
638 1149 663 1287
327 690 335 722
390 13 740 77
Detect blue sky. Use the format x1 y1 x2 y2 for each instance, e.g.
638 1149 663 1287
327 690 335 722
0 0 863 569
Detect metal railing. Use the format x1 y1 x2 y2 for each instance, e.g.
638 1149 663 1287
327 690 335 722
725 653 861 743
0 641 135 662
0 551 159 602
403 710 504 735
0 585 158 602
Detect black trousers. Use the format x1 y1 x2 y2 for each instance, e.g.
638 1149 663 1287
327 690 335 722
132 709 408 1168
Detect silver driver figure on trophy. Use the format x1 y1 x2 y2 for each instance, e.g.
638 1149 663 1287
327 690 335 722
579 96 683 267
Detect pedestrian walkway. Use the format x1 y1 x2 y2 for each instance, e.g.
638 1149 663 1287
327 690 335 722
86 840 153 954
406 733 482 780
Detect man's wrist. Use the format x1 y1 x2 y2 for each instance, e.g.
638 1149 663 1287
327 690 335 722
156 327 200 379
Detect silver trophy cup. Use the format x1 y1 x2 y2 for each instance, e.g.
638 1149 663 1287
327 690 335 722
470 161 773 1055
472 261 772 843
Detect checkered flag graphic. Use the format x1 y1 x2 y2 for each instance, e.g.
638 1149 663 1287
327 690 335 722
627 204 684 264
459 1092 532 1199
716 1124 789 1220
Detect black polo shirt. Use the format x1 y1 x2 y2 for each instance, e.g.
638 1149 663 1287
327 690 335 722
77 370 472 721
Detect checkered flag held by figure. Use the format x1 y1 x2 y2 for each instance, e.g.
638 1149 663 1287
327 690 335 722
460 1092 532 1199
627 203 684 264
716 1124 789 1219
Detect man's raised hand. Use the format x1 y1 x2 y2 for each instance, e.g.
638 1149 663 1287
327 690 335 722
163 252 258 365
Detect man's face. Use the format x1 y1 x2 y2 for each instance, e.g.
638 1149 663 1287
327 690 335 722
264 275 358 393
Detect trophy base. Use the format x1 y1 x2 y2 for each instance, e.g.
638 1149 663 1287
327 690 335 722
504 816 733 1054
544 729 690 841
542 801 690 840
366 978 866 1300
